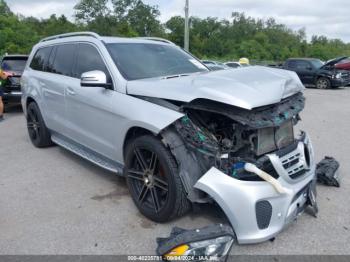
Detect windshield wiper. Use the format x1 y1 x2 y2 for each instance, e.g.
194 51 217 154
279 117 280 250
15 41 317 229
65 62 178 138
162 74 190 79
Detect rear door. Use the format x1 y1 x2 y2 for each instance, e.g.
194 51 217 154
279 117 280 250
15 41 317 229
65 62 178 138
38 44 76 135
65 43 118 159
295 60 315 84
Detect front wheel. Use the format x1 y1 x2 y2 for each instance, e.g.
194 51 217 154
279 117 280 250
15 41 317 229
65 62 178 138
316 77 331 89
125 135 191 222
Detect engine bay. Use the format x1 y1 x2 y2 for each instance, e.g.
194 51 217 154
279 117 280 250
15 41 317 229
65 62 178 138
173 92 305 180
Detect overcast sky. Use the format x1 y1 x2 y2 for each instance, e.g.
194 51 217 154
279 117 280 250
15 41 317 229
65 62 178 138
6 0 350 42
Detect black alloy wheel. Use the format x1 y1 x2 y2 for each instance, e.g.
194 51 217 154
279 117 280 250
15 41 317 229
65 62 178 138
125 135 190 222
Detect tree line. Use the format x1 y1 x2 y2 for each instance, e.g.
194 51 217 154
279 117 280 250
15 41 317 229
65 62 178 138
1 0 350 62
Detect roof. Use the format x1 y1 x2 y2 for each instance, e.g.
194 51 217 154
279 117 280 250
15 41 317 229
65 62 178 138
39 31 175 46
286 58 321 61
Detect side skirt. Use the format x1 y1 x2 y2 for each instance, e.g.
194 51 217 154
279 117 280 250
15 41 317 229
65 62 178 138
51 132 124 175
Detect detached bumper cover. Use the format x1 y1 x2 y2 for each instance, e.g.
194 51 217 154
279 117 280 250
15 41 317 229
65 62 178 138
194 132 317 244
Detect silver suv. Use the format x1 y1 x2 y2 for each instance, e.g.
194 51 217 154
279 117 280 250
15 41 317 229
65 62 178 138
22 32 317 244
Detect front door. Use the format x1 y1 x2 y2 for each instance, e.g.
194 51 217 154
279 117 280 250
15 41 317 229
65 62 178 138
64 43 120 160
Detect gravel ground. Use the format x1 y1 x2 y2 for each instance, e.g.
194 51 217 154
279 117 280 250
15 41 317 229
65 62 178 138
0 88 349 255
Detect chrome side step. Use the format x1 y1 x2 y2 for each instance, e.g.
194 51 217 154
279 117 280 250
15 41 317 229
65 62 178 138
51 133 123 175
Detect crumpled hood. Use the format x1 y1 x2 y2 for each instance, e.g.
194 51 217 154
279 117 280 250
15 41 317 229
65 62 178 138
127 66 304 110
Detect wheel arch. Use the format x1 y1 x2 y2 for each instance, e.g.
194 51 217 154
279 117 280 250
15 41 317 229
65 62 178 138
122 126 156 161
24 96 37 117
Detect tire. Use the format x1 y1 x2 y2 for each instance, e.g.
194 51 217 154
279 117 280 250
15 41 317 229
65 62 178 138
316 77 331 89
26 102 53 147
125 135 191 222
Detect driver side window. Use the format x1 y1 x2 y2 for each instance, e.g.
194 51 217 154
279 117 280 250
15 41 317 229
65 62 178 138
74 43 111 83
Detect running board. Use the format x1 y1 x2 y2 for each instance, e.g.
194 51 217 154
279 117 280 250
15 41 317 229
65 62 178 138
51 133 124 175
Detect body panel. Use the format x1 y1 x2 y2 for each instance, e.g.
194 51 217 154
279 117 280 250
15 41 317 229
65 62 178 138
127 66 304 110
195 133 316 243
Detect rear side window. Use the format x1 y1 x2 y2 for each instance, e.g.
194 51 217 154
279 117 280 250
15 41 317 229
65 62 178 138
30 47 52 71
51 44 76 77
74 43 110 79
287 60 297 69
295 61 310 70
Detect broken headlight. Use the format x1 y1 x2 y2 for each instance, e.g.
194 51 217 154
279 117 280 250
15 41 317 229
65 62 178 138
165 236 233 259
156 224 235 261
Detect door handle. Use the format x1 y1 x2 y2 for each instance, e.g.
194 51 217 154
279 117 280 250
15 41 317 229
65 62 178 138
66 87 76 96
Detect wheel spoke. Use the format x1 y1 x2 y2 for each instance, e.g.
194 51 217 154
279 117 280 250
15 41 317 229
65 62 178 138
149 152 158 173
154 176 168 192
134 148 147 171
127 169 144 182
150 187 160 213
138 184 149 203
34 127 40 139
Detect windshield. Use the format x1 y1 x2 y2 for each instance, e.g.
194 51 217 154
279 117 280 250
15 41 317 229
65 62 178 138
310 59 324 69
106 43 208 80
1 58 27 72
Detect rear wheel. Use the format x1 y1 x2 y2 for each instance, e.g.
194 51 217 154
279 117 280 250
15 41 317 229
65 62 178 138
125 135 191 222
316 77 331 89
27 102 53 147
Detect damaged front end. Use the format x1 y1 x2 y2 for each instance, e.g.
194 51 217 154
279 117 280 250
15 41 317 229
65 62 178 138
161 92 317 244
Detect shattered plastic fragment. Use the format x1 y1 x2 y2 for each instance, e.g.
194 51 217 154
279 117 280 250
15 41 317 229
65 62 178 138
316 156 340 187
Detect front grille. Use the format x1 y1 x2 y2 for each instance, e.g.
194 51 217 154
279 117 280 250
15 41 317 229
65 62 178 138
279 144 309 180
341 72 349 79
256 200 272 229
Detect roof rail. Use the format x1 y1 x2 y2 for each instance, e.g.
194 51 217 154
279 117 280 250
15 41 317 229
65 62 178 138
136 37 175 45
40 32 101 42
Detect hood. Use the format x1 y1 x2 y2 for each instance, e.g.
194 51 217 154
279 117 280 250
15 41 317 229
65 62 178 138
127 66 304 110
323 56 348 67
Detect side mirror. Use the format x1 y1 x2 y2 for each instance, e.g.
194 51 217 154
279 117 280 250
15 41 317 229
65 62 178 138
81 70 112 89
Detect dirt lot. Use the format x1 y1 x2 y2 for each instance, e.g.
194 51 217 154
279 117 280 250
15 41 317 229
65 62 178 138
0 88 349 255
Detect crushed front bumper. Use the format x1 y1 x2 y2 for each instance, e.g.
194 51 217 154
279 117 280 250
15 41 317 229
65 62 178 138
194 132 317 244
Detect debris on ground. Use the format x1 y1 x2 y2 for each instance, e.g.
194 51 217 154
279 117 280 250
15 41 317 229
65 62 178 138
316 156 340 187
156 224 235 261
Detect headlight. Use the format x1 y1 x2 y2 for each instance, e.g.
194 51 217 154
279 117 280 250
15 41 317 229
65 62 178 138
157 224 235 261
335 73 342 79
166 236 234 258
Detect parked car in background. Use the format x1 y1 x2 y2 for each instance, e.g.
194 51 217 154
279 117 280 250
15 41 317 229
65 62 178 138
225 61 242 68
0 55 28 105
283 58 350 89
334 57 350 71
201 60 229 71
22 32 317 244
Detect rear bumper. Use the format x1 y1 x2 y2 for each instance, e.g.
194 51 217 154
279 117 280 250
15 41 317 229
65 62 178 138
3 91 22 104
195 132 316 244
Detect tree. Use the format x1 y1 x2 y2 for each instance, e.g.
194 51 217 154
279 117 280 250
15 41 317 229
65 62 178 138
74 0 137 36
165 16 184 46
74 0 110 23
2 0 350 62
0 0 12 16
112 0 164 36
